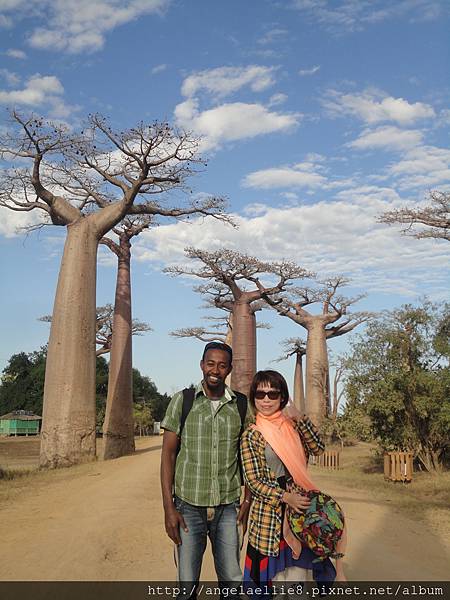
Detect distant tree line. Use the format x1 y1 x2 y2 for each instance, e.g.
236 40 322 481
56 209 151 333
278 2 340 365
0 347 170 435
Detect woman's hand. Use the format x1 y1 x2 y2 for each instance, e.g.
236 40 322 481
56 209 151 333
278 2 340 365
282 491 311 512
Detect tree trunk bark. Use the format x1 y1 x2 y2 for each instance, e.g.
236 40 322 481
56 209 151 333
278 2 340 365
293 353 306 414
304 322 329 426
40 220 98 468
101 244 135 460
231 300 256 397
225 313 233 387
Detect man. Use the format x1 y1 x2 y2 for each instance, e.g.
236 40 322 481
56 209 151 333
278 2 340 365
160 342 251 596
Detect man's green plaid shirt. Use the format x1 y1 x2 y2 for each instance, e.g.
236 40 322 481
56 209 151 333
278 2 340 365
161 382 250 507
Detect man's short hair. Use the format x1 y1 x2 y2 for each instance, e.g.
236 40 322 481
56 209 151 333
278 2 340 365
202 341 233 364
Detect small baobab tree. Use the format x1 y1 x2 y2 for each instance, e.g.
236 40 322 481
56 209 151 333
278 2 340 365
39 305 151 357
275 338 307 414
264 277 371 425
165 249 309 396
94 304 151 357
379 191 450 241
0 112 229 467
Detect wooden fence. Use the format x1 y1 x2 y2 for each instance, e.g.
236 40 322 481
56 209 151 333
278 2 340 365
384 451 413 482
310 450 340 470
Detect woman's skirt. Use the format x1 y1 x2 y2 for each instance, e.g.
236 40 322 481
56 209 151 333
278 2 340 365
243 540 336 598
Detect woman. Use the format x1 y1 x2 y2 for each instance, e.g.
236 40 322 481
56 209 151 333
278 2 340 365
240 370 346 593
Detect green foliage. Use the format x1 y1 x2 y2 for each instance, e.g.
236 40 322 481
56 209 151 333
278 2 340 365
0 347 47 415
344 301 450 471
133 402 153 435
0 349 169 429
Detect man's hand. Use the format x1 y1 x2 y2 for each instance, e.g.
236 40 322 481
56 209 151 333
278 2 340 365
164 504 188 545
237 499 251 538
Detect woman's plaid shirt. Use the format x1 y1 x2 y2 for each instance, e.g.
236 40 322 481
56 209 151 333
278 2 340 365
240 417 324 557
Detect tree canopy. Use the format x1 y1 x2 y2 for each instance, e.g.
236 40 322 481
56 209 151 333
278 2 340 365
344 301 450 471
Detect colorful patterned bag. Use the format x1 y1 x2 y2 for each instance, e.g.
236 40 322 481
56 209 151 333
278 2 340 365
286 481 345 562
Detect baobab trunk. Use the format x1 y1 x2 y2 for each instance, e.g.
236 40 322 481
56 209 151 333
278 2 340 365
102 240 135 460
304 323 328 426
225 313 233 387
40 220 98 468
231 301 256 397
293 353 306 415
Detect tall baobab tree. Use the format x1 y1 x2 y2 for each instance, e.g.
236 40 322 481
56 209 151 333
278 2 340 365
379 191 450 241
276 338 307 414
264 277 371 425
0 112 229 467
166 248 310 396
99 216 154 460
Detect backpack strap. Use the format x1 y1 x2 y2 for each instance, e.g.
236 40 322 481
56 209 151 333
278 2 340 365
177 387 195 454
234 390 247 434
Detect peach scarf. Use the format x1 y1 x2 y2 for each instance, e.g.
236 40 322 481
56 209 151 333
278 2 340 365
253 410 318 559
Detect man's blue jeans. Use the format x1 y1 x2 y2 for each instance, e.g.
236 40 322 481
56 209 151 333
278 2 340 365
174 496 242 598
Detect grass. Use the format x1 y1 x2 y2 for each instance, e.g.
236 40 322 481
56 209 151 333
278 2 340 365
313 442 450 540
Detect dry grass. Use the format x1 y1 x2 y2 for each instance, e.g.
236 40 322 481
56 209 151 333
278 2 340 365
313 442 450 539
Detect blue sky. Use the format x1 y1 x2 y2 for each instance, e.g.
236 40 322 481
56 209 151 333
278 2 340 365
0 0 449 396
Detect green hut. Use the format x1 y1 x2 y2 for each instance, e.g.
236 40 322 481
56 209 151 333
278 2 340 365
0 410 42 436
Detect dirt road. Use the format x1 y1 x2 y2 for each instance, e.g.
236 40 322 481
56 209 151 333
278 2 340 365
0 437 448 581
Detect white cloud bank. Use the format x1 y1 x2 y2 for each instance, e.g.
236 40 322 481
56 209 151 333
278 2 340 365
0 0 169 54
133 185 447 298
348 126 424 151
323 89 435 126
174 98 299 152
0 73 77 118
291 0 446 33
175 65 299 151
181 65 277 99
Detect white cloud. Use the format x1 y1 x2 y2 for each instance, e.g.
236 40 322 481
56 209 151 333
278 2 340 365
323 89 435 125
151 63 167 75
5 48 27 59
242 155 354 191
133 185 447 297
388 145 450 189
0 14 12 28
290 0 446 33
347 126 423 151
0 73 78 120
174 98 300 152
257 28 288 45
181 65 277 99
0 68 21 87
298 65 320 76
268 93 288 107
243 162 327 190
0 74 64 106
0 206 47 238
18 0 169 54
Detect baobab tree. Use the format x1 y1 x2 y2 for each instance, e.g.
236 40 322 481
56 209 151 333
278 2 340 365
264 277 371 425
99 216 155 460
0 112 229 467
165 248 310 396
379 191 450 241
276 338 307 414
40 305 151 357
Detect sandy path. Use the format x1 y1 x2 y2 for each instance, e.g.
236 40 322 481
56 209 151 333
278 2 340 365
0 437 448 581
